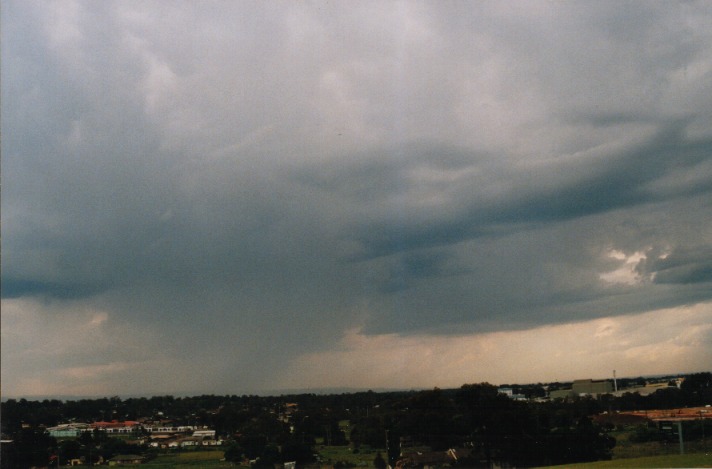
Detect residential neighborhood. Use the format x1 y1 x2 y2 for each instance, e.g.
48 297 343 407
1 372 711 468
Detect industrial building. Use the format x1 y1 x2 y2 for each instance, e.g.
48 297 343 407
549 378 614 399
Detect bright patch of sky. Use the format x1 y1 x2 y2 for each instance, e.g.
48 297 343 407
600 249 648 285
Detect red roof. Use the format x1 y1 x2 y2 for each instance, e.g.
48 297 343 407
91 420 141 428
612 407 712 422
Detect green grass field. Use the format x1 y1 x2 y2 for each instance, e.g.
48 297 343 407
316 444 384 467
536 451 712 468
140 445 375 468
143 450 236 468
134 423 712 469
136 446 711 469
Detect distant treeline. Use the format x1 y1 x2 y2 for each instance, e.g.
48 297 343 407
2 373 710 468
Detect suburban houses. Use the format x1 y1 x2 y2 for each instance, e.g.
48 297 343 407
46 420 223 449
3 373 710 468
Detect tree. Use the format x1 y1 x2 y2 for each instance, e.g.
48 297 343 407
350 415 386 450
97 437 141 462
79 430 99 466
323 420 348 446
395 389 459 450
544 417 615 466
455 383 510 463
0 399 22 434
93 427 108 444
239 434 269 459
630 424 661 443
253 443 280 467
681 372 712 405
281 438 316 465
58 439 81 465
224 442 245 463
373 452 387 469
649 387 685 409
14 427 56 468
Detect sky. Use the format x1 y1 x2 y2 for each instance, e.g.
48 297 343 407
2 0 712 398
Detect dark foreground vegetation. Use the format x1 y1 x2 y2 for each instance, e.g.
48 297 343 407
1 372 710 468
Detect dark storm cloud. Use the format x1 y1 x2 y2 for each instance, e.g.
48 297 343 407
3 0 712 394
644 246 712 285
310 123 712 260
1 279 108 299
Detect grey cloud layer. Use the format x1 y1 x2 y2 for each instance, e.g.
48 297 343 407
3 1 712 392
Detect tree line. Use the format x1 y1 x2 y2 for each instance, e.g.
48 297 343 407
1 373 710 467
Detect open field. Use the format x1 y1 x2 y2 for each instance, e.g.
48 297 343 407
142 446 382 468
608 427 710 460
143 450 236 468
317 444 384 467
536 451 712 468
